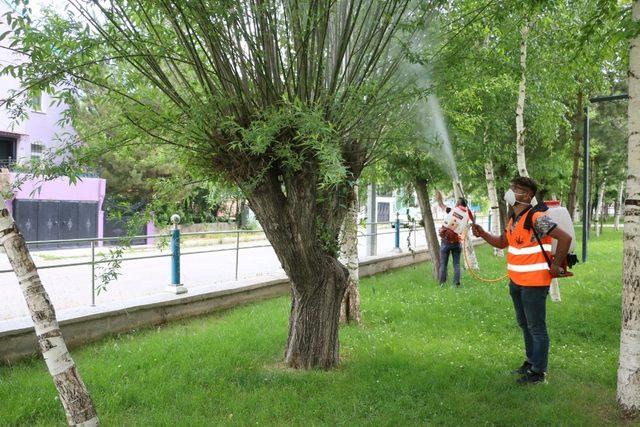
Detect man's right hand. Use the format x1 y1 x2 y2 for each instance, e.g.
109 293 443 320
471 224 484 238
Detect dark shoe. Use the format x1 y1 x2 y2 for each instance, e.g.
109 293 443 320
453 283 461 288
517 369 546 385
511 360 532 375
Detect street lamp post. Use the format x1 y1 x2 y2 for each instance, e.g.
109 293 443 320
582 94 628 263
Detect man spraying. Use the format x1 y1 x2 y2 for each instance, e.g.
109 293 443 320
435 190 474 288
471 177 572 385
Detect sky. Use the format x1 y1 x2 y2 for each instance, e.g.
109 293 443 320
2 0 66 18
27 0 59 15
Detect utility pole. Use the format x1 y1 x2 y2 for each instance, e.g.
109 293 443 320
582 94 629 262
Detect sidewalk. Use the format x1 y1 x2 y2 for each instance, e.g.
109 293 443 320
0 226 428 321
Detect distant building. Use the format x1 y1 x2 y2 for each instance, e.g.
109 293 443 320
0 1 106 246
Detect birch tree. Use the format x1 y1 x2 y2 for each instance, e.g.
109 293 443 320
595 179 607 236
617 0 640 413
452 181 479 270
339 184 361 324
616 180 625 231
484 159 504 257
515 18 531 178
0 203 98 425
567 91 584 219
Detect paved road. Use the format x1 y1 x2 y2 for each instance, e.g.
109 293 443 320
0 225 434 321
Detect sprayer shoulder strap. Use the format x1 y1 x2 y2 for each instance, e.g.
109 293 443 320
532 227 553 268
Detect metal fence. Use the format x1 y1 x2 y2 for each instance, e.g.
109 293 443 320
0 215 491 310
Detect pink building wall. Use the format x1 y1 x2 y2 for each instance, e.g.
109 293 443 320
0 26 75 160
10 173 106 202
1 4 109 241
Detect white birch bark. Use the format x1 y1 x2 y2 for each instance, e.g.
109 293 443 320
484 159 504 257
516 19 530 178
567 90 584 219
595 179 607 237
339 184 361 324
616 180 624 231
617 1 640 413
453 181 479 270
0 202 99 426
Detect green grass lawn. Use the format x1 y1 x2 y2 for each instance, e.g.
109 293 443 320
0 228 630 426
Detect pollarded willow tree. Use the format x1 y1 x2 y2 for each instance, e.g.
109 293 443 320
3 0 432 369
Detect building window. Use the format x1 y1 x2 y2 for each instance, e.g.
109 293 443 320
29 91 42 112
377 202 390 223
31 143 44 160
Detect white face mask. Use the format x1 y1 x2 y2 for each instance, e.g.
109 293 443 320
504 189 533 207
504 189 517 206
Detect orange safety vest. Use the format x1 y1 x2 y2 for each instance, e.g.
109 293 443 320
506 211 553 286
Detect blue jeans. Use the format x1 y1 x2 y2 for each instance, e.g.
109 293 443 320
509 281 550 373
438 241 461 285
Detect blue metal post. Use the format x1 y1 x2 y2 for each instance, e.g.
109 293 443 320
393 212 401 253
171 227 180 285
167 214 187 294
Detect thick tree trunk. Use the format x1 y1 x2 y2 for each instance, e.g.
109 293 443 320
453 181 479 270
246 170 349 369
340 184 361 324
285 263 347 369
567 90 584 219
616 180 624 231
618 1 640 413
484 159 504 257
0 203 98 426
595 179 607 237
414 179 440 281
516 19 530 178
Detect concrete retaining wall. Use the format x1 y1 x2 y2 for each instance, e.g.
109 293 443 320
0 245 450 364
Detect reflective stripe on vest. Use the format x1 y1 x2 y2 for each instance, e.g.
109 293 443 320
507 262 550 273
506 211 553 286
507 244 552 255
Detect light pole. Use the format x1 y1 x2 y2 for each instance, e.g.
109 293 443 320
582 94 628 263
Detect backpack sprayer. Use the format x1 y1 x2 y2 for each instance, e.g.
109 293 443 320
455 192 579 293
442 181 475 233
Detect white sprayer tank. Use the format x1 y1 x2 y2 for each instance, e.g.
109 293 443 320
545 201 576 253
443 205 471 235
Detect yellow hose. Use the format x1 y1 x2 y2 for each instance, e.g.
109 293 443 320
461 228 509 283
